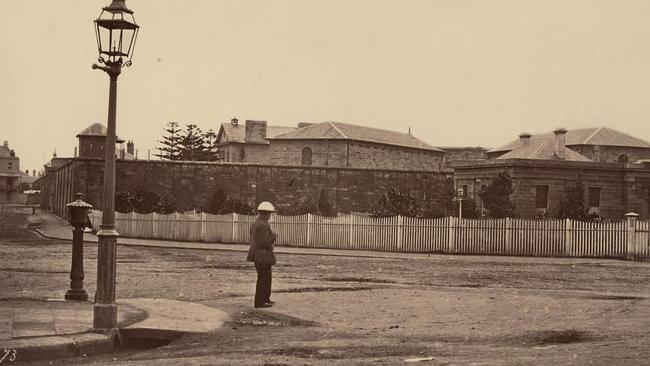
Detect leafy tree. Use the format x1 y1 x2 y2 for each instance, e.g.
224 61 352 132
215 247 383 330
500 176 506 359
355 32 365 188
479 170 516 218
178 124 205 161
156 121 182 160
370 188 417 218
558 182 588 220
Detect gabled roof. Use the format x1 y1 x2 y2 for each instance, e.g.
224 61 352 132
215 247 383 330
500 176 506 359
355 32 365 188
269 121 443 152
496 139 591 161
216 123 295 144
76 123 125 143
489 127 650 154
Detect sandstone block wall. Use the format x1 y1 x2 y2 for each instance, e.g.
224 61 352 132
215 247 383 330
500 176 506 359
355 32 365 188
43 158 450 216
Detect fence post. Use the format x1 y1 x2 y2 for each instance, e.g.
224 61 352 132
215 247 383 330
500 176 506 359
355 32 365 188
200 211 205 242
173 212 179 241
232 213 238 243
565 218 573 257
397 215 403 250
505 217 512 254
349 215 354 248
625 212 639 260
306 213 312 246
152 212 157 238
448 216 456 253
130 211 136 237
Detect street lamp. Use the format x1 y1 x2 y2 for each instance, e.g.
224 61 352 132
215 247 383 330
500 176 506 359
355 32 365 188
92 0 139 330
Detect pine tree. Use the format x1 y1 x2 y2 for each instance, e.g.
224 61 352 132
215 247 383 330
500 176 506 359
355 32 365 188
178 124 205 161
479 169 516 218
202 129 219 161
156 121 182 160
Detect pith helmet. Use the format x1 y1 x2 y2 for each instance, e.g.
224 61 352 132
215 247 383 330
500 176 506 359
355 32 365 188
257 201 276 212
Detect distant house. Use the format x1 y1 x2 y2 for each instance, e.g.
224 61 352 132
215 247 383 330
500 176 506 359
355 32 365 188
267 121 446 171
215 118 296 163
486 127 650 163
456 128 650 219
76 123 135 160
0 141 20 202
216 119 445 172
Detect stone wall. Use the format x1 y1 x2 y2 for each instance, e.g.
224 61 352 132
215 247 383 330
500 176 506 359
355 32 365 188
347 141 443 171
43 157 451 216
265 140 349 167
78 136 107 159
222 139 443 172
570 145 650 163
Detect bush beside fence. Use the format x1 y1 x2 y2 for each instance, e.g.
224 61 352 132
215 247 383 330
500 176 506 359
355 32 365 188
88 210 650 261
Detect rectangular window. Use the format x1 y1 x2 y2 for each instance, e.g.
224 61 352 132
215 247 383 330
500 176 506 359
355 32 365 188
535 185 549 209
588 187 601 208
462 185 468 198
7 162 12 170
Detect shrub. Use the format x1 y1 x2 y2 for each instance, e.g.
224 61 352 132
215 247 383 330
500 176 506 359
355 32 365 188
479 170 516 218
371 188 417 218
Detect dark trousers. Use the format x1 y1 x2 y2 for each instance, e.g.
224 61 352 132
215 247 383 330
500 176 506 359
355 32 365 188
255 263 272 307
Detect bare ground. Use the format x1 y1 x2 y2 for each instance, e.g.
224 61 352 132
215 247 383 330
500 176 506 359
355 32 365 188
3 206 650 365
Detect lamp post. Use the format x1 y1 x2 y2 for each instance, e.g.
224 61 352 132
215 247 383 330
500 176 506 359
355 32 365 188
92 0 139 329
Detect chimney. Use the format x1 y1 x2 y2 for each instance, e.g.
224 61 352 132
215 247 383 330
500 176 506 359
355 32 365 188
519 132 532 145
32 169 36 176
231 117 239 126
245 120 267 143
297 122 314 128
74 146 78 157
553 128 568 160
127 140 135 155
3 141 7 148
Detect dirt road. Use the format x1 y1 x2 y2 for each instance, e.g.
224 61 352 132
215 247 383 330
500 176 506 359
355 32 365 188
3 207 650 365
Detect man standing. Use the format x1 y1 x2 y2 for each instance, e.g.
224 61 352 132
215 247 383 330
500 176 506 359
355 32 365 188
247 201 277 308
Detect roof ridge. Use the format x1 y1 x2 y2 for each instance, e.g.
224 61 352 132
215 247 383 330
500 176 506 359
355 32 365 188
328 122 349 139
582 126 603 144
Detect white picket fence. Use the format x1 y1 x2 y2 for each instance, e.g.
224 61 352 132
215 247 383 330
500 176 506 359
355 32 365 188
88 210 650 261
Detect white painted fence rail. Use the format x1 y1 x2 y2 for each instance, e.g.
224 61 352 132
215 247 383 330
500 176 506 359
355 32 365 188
87 210 650 261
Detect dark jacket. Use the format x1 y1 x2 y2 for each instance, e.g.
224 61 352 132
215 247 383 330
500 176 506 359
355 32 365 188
246 218 277 265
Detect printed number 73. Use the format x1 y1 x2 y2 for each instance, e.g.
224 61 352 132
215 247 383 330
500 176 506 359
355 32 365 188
0 349 17 363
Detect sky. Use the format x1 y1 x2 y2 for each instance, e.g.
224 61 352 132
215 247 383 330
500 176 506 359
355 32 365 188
3 0 650 172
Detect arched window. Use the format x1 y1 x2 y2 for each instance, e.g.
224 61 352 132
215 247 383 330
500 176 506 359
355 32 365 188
618 154 629 164
301 147 312 166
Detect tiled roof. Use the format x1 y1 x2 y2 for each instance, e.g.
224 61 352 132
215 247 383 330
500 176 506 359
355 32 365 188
0 145 11 157
269 121 443 152
76 123 125 143
489 127 650 154
496 139 591 161
218 123 295 144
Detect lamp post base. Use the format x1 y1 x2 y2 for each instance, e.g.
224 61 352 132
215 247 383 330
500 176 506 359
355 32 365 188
94 302 118 329
65 289 89 301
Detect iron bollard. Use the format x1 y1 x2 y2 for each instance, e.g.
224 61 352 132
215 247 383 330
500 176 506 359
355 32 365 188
65 193 93 301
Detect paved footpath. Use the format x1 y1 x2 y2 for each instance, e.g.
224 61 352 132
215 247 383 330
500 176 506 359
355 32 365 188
0 209 230 363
